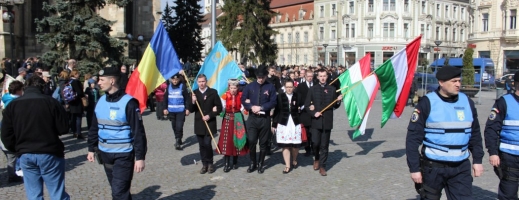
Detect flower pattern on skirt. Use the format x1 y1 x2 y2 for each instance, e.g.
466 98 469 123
276 115 302 144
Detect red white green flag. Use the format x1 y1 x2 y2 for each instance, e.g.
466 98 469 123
374 36 421 127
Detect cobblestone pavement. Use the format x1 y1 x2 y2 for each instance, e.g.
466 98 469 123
0 90 505 199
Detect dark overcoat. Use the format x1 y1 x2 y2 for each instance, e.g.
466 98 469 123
189 87 222 136
304 84 341 130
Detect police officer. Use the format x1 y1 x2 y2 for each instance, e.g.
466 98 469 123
241 65 277 174
87 67 147 200
485 71 519 199
162 73 190 150
406 66 484 199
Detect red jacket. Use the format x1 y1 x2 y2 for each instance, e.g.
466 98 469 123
223 91 242 113
154 82 167 102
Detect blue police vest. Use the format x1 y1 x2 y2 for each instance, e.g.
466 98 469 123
499 94 519 155
167 83 185 112
423 92 473 162
95 94 133 153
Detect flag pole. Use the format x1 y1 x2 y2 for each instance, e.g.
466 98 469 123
181 71 221 154
319 78 366 113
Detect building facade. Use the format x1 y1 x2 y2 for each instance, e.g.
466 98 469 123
314 0 471 68
468 0 519 77
271 0 315 66
0 0 161 63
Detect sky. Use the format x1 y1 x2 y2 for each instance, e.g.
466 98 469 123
161 0 205 16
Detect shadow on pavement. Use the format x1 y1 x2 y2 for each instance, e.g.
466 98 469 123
355 141 385 155
327 149 351 171
160 185 216 200
64 154 86 172
347 128 375 142
133 185 162 200
181 135 198 149
472 185 497 199
380 148 406 158
180 152 200 166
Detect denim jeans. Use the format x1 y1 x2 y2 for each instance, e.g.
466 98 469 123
19 153 70 200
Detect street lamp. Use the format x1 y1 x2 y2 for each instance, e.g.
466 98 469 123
426 40 442 93
0 0 24 60
127 33 144 64
323 43 328 66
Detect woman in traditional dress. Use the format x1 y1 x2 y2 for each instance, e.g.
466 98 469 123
272 80 302 174
217 79 248 172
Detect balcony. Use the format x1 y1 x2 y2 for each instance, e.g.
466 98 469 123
468 31 502 40
503 29 519 43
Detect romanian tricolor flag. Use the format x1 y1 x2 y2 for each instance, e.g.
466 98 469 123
126 21 182 112
192 41 243 97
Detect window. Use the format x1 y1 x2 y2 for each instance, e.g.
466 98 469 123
296 55 299 64
461 8 465 20
390 0 396 11
453 7 457 19
404 23 409 39
288 55 292 63
299 10 304 20
427 25 431 39
345 24 350 38
445 5 449 18
319 27 324 40
331 30 336 40
368 0 374 12
383 0 389 11
368 23 374 38
482 13 489 32
383 23 395 38
320 6 324 18
295 32 300 43
383 52 394 62
304 32 308 43
436 27 440 40
404 0 409 12
351 23 356 38
332 4 336 16
420 24 425 38
349 1 354 14
436 4 440 17
304 55 308 64
421 1 426 14
511 9 517 29
452 28 456 42
460 29 464 41
444 27 449 40
288 33 292 43
280 34 284 43
276 14 281 23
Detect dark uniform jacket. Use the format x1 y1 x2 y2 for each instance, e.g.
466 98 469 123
272 92 301 127
189 87 222 136
241 81 277 114
406 90 483 173
484 93 519 156
1 87 69 157
88 89 147 160
296 81 313 127
304 83 341 130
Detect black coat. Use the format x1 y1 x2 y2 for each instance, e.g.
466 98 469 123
189 87 222 136
304 84 341 130
296 81 313 127
272 92 301 127
266 76 282 91
67 78 85 114
84 86 100 111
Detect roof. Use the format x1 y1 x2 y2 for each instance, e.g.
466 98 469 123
201 9 223 26
430 58 494 67
271 2 313 23
270 0 313 9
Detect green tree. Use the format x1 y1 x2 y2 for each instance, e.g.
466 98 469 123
162 2 175 36
35 0 130 75
170 0 204 63
218 0 278 65
462 47 475 87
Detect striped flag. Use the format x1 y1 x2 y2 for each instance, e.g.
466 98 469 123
347 74 379 139
192 41 243 97
126 21 182 112
374 35 421 127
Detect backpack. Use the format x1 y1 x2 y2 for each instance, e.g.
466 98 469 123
52 85 62 103
61 80 76 103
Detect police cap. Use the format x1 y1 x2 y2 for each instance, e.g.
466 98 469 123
514 71 519 82
170 73 181 79
98 67 121 77
435 66 461 81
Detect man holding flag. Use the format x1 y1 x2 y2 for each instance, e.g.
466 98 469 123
406 66 484 199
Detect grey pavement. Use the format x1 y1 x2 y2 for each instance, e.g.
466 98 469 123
0 90 505 199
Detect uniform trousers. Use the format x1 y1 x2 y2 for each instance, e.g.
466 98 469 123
422 159 472 200
246 114 271 152
168 112 185 140
497 152 519 200
197 135 213 165
101 151 135 200
311 128 331 167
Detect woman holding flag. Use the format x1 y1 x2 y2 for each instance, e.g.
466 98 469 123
217 79 248 172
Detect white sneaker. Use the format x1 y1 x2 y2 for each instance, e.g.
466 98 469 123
15 170 23 177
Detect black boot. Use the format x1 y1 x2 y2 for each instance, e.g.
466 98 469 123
175 138 182 150
223 156 231 173
257 150 267 174
247 149 257 173
232 156 238 169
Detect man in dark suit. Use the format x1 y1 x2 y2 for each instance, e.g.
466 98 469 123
296 70 315 156
266 66 282 91
305 69 343 176
190 74 222 174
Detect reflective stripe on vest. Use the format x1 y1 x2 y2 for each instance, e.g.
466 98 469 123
423 92 472 162
167 83 185 112
500 94 519 155
95 94 133 153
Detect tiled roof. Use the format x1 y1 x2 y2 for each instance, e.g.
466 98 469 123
270 0 313 9
201 9 223 26
271 2 313 23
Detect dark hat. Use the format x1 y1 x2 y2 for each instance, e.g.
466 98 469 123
255 65 268 77
514 71 519 82
436 66 461 81
98 67 121 77
170 73 181 79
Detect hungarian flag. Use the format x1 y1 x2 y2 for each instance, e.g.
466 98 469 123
374 36 421 127
338 54 373 130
